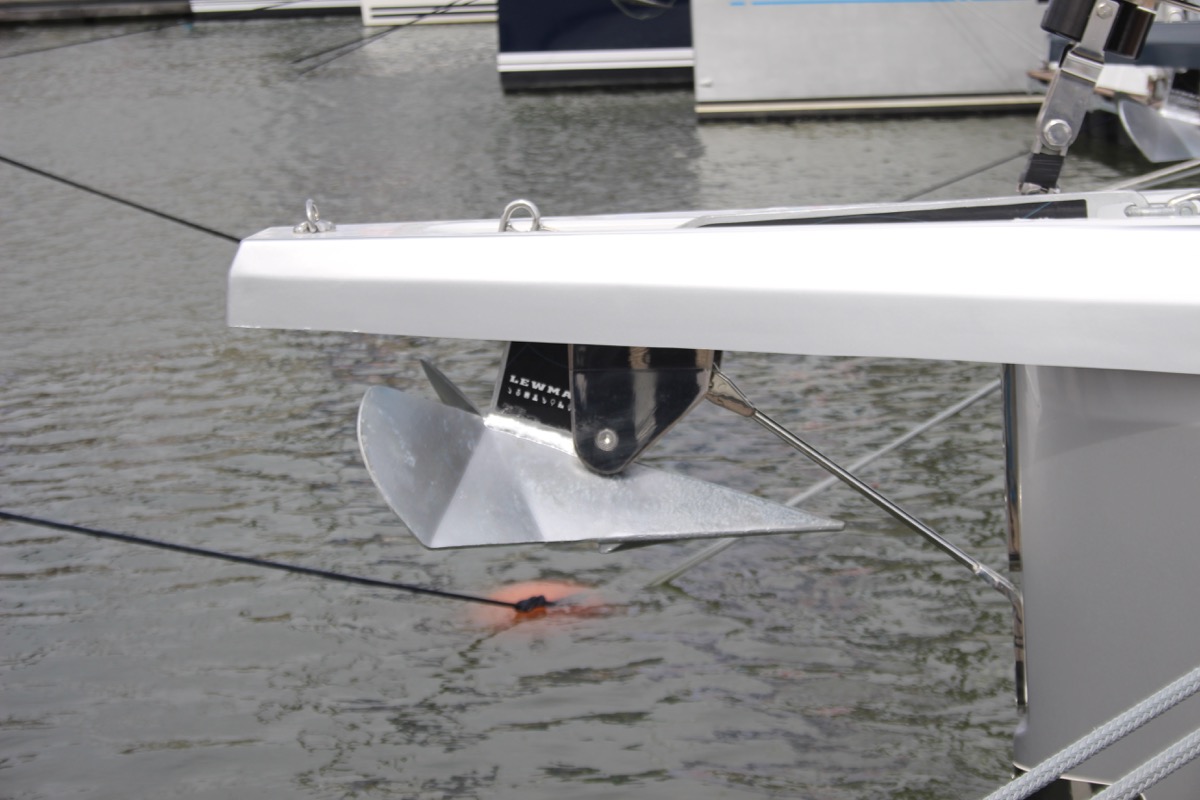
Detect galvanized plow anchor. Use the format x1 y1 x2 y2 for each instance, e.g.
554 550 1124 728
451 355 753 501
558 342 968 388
357 343 842 550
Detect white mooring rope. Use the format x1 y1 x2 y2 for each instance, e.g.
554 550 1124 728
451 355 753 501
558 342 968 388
982 665 1200 800
1092 727 1200 800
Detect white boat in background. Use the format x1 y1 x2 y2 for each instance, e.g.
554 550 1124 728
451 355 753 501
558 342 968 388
491 0 1043 107
188 0 494 22
496 0 693 90
227 0 1200 795
189 0 357 15
690 0 1047 117
361 0 495 27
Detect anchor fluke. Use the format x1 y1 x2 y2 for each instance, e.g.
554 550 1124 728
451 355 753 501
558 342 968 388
358 385 841 549
1119 98 1200 163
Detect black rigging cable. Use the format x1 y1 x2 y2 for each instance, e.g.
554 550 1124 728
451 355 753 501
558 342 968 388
0 154 241 244
0 21 184 61
0 509 551 612
293 26 398 74
292 0 484 74
896 148 1028 202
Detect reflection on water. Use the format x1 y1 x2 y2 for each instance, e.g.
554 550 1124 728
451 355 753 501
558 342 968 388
0 17 1151 800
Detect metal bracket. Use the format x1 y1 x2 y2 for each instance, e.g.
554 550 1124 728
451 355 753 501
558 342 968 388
1019 0 1126 194
1125 189 1200 216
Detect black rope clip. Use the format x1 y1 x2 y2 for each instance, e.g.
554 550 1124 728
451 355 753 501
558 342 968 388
513 595 551 613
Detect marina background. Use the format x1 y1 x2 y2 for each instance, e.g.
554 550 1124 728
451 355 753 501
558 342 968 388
1 17 1150 799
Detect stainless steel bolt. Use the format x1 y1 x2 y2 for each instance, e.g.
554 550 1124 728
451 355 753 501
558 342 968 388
595 429 618 452
1042 118 1073 148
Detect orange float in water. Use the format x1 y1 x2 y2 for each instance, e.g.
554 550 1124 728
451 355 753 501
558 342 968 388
471 580 605 629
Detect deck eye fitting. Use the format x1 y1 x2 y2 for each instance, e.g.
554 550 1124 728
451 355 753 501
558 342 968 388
293 198 336 234
498 198 543 232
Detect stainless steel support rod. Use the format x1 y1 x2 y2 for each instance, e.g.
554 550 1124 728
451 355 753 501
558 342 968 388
645 378 1001 588
1103 159 1200 192
706 368 1023 616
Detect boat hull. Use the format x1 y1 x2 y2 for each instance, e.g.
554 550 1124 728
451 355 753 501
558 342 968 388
1007 364 1200 798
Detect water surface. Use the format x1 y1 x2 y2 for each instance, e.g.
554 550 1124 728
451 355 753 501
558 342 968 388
0 18 1154 800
